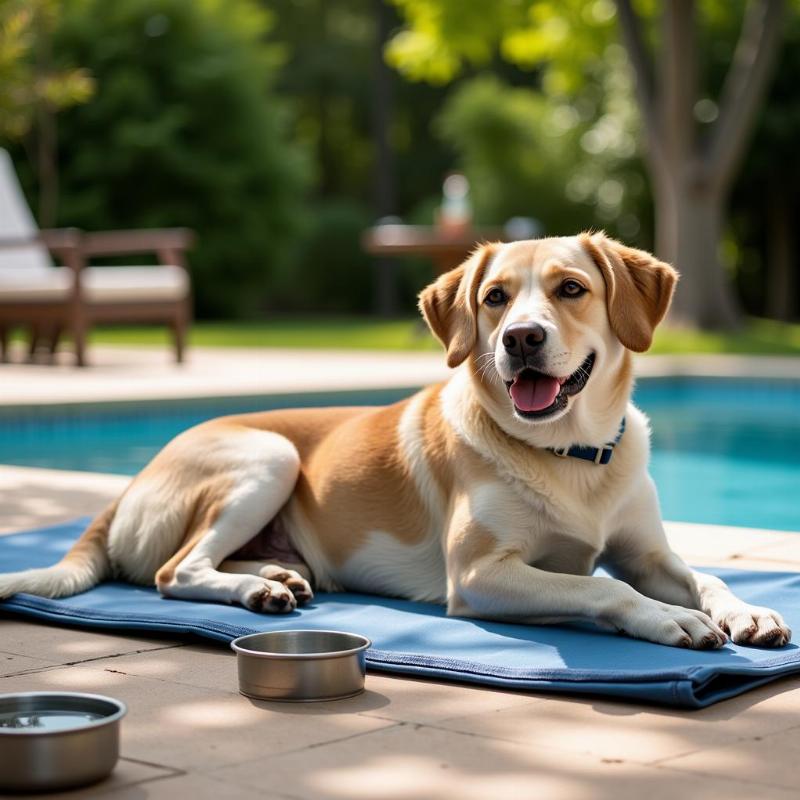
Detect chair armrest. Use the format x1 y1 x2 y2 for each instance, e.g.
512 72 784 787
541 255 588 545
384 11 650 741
0 228 82 253
0 228 85 278
81 228 194 267
39 227 84 251
39 228 85 273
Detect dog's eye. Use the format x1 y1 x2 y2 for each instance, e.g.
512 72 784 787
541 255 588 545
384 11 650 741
558 280 587 299
484 288 508 307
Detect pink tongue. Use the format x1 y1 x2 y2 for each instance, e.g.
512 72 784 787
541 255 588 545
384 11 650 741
509 374 561 412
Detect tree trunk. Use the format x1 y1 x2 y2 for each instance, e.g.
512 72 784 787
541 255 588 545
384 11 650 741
35 9 58 227
653 171 740 328
36 106 58 228
614 0 786 331
765 179 795 321
371 0 398 317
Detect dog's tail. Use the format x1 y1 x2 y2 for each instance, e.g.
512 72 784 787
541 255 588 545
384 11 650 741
0 503 117 600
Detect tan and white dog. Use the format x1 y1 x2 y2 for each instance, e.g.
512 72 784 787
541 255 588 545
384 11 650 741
0 233 790 649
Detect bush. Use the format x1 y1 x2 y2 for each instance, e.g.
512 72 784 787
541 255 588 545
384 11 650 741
50 0 308 317
274 199 374 314
435 74 650 244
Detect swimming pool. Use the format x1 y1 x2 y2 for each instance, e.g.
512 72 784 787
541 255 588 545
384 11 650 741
1 379 798 532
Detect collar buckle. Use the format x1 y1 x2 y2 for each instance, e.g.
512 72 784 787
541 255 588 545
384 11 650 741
547 417 626 466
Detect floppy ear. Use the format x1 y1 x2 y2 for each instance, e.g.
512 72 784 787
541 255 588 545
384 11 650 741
579 232 678 352
418 243 497 368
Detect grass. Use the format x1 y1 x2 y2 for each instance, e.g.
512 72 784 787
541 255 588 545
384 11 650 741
86 316 800 355
90 318 440 351
650 318 800 355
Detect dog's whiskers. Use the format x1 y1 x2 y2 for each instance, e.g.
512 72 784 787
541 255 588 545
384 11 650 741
474 351 499 386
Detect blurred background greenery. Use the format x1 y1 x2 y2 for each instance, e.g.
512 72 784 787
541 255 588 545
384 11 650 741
1 0 798 348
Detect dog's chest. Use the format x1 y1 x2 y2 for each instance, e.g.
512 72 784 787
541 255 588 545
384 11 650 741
487 467 621 569
528 530 602 575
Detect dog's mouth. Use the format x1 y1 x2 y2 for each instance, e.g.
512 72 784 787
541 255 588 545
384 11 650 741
505 352 596 419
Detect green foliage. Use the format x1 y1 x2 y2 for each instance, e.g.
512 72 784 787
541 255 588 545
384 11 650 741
387 0 618 92
275 199 374 313
0 0 93 139
50 0 308 317
730 10 800 316
266 0 452 230
435 76 581 229
267 0 376 203
390 0 652 242
264 0 454 312
81 316 800 356
390 0 800 317
434 71 649 241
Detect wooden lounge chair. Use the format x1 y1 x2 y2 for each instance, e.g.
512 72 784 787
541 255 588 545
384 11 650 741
0 149 193 366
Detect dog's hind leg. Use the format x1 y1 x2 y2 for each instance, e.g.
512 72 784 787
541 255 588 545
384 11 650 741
219 561 313 606
155 428 303 613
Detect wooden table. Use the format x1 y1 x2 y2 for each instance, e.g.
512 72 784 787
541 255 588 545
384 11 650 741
362 224 511 276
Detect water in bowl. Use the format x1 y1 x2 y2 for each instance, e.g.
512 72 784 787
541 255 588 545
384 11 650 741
0 709 103 730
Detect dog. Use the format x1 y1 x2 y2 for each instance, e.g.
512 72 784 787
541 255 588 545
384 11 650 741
0 233 790 649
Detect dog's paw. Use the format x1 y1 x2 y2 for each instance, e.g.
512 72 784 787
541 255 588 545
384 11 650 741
624 601 728 650
259 565 314 606
714 605 791 647
241 578 297 614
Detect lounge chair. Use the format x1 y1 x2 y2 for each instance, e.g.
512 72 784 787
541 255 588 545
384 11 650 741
0 149 193 366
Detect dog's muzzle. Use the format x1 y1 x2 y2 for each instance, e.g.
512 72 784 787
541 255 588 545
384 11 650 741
505 352 596 419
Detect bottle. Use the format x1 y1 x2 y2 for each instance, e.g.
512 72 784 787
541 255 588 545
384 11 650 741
436 173 472 235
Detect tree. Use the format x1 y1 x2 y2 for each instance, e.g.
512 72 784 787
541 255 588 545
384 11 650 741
0 0 94 225
729 10 800 321
614 0 785 326
45 0 308 318
434 72 648 242
387 0 788 328
264 0 455 314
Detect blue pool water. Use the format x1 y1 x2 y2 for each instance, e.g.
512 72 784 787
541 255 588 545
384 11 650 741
0 379 798 531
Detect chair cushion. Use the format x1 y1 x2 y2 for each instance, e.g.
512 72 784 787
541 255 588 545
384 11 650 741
0 265 189 303
83 265 190 303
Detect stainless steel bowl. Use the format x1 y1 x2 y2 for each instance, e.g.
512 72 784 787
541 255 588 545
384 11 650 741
0 691 127 793
231 629 371 702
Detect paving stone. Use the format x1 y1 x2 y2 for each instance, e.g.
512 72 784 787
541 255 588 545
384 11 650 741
435 677 800 764
0 465 128 534
0 664 394 773
658 725 800 792
0 649 56 676
91 772 272 800
0 757 178 800
213 721 794 800
665 521 791 563
0 618 183 663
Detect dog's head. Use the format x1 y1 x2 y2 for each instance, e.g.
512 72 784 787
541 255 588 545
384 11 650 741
419 232 677 425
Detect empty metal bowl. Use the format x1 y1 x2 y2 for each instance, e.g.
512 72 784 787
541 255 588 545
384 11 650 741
0 691 127 793
231 629 371 702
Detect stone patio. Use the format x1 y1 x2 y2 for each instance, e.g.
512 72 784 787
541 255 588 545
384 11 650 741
1 347 800 799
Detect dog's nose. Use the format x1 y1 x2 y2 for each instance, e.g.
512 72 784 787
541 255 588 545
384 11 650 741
502 322 547 357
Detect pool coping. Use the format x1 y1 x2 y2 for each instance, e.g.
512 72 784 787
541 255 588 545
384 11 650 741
0 371 797 419
0 387 425 419
0 350 798 414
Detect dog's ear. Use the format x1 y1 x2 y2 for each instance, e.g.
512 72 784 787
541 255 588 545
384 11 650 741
418 243 497 368
579 232 678 352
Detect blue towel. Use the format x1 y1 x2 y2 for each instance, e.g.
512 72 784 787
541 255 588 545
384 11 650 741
2 519 799 708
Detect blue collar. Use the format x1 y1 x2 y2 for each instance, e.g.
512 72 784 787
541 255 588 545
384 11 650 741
547 418 626 465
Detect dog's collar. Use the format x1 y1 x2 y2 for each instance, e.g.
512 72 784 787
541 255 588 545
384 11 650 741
548 418 626 465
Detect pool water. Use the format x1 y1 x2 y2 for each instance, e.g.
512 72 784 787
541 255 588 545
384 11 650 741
1 380 798 532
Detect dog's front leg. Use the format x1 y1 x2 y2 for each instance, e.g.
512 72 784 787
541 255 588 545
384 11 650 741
606 478 791 647
444 494 726 649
